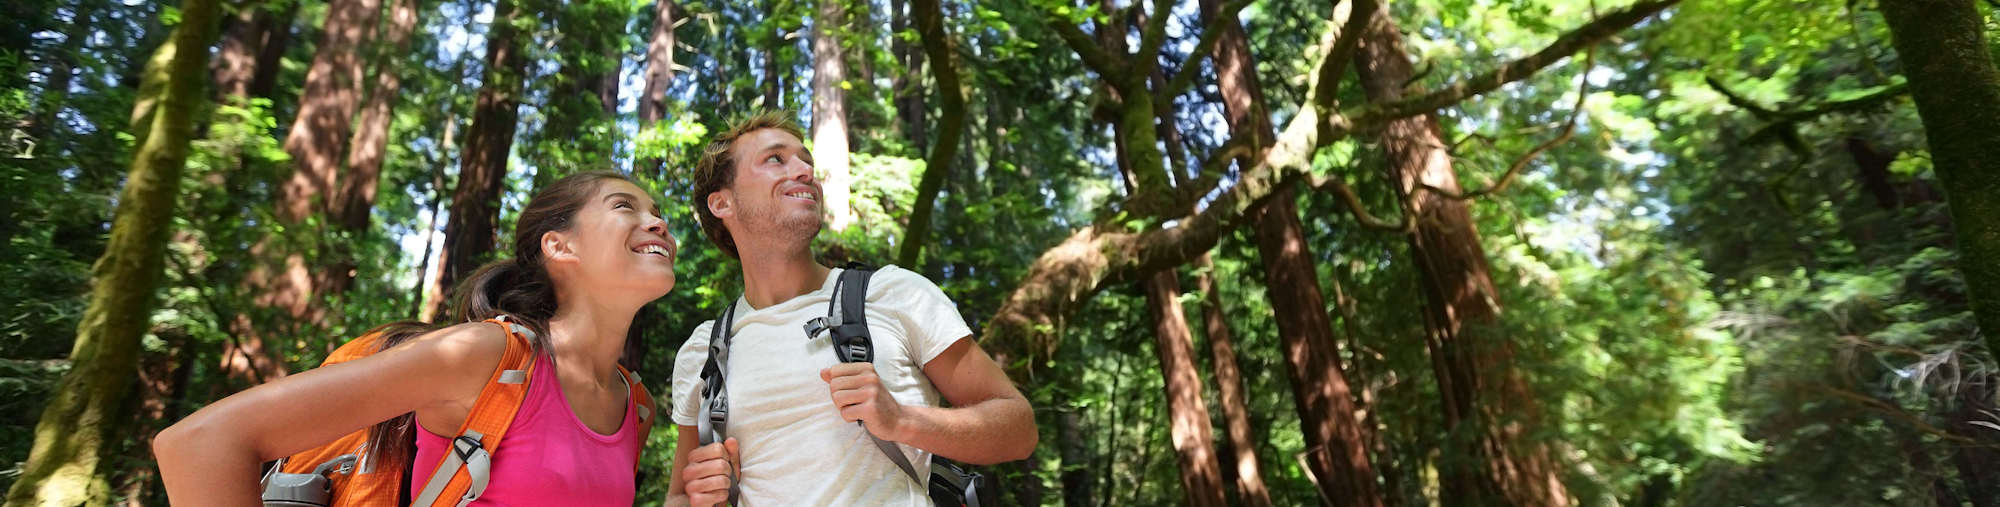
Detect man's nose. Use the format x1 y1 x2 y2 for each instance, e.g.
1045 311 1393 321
786 155 816 183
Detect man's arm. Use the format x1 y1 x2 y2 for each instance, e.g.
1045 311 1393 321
822 336 1037 464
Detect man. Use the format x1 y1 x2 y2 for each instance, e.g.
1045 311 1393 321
665 111 1037 506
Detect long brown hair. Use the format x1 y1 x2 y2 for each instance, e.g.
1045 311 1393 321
360 171 639 478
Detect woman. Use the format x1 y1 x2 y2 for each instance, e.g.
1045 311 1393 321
155 171 676 506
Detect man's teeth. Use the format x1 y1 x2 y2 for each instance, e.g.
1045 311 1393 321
787 191 816 201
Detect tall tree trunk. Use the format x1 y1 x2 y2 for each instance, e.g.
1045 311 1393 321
895 0 964 267
1878 0 2000 360
2 0 219 502
280 0 381 222
1201 0 1377 502
762 20 784 111
1108 85 1228 507
334 0 422 289
1058 398 1095 507
890 0 927 150
436 0 531 313
212 1 291 101
636 0 681 177
811 0 855 231
1353 10 1568 505
1141 272 1228 507
1193 255 1272 507
230 0 383 386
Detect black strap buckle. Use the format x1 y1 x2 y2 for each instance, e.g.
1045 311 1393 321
450 435 483 462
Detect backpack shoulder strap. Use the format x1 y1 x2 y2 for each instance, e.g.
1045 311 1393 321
615 364 654 472
819 265 926 488
411 315 539 507
696 303 739 504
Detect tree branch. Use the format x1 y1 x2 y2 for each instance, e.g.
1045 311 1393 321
1045 6 1127 85
1159 0 1254 100
1134 0 1174 74
1424 47 1593 201
1347 0 1677 129
1316 0 1381 111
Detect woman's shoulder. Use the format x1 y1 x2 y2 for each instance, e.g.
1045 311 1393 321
386 321 516 375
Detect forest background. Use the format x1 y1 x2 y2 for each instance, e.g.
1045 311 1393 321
4 0 2000 505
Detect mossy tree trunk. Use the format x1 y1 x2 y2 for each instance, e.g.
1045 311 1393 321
2 0 221 503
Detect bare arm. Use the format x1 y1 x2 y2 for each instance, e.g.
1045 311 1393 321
823 336 1037 464
152 323 507 506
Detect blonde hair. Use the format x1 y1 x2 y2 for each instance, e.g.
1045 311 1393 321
690 110 807 259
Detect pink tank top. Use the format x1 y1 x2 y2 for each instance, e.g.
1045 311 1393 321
410 352 640 506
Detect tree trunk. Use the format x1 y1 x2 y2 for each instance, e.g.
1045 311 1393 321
1140 266 1227 507
213 1 290 101
437 0 531 311
280 0 381 223
890 0 927 150
895 0 965 268
762 20 784 110
1878 0 2000 360
1353 10 1569 506
811 0 855 231
1199 0 1377 502
2 0 219 502
1192 254 1272 507
635 0 681 177
335 0 422 284
1058 400 1095 507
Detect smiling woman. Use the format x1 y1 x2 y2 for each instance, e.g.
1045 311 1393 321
153 171 675 507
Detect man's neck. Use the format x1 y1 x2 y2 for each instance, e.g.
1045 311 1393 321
739 244 831 310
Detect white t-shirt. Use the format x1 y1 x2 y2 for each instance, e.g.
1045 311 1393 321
671 265 972 506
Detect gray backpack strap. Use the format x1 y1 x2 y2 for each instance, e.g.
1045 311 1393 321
696 302 739 504
807 267 927 488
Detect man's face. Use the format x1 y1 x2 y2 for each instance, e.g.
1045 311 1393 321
713 127 822 252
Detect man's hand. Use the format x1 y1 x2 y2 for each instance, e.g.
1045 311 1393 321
682 437 739 507
821 363 908 441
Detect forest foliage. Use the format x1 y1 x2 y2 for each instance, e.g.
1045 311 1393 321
3 0 1998 505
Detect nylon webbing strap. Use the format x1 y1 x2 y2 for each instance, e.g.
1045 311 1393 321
411 316 537 507
697 302 739 504
826 267 926 488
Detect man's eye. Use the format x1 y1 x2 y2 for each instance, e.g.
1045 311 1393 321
767 155 783 164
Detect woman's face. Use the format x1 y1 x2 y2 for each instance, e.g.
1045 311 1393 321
548 179 676 303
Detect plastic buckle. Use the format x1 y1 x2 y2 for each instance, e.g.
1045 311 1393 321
450 435 483 462
804 316 832 339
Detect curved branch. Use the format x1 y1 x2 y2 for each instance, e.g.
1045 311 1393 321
1045 5 1127 85
1159 0 1253 100
1424 47 1593 201
1348 0 1677 129
1135 0 1173 70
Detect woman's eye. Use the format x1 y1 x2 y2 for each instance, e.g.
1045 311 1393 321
615 201 632 209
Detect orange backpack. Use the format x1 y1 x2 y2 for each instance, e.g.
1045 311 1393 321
259 315 656 507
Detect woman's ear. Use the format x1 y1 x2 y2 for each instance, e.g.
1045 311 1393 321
542 230 577 264
707 189 735 219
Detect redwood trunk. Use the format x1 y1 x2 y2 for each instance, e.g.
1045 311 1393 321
1142 273 1229 507
436 0 530 311
1203 0 1377 501
811 0 854 230
635 0 680 177
1193 254 1272 507
1353 11 1568 505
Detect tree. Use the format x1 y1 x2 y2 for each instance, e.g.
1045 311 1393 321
1350 8 1570 505
895 0 965 267
1877 0 2000 362
433 0 532 317
635 0 682 177
811 0 855 230
2 0 220 502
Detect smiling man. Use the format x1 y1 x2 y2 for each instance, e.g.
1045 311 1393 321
663 111 1037 506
